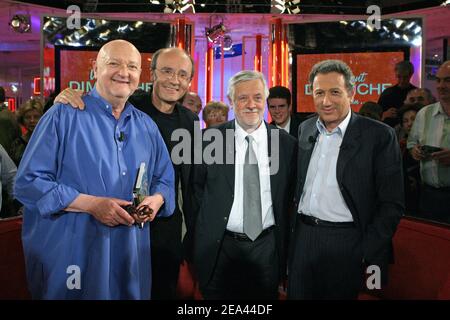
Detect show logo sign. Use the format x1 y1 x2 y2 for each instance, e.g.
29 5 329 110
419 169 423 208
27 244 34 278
59 50 153 93
296 51 405 112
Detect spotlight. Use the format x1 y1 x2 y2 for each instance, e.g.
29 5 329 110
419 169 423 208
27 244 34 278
164 0 196 13
272 0 302 14
9 14 31 33
205 22 227 43
286 0 301 14
223 34 233 51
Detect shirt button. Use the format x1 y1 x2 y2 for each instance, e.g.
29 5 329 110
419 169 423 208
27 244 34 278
122 171 126 176
118 147 122 151
224 217 228 221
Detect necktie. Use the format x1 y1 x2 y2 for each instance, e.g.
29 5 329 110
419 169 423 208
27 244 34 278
243 135 263 241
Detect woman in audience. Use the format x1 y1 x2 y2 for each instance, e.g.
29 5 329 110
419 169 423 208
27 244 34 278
202 101 229 128
10 98 44 166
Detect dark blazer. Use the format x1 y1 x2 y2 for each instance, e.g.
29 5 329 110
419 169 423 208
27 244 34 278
129 90 199 261
293 113 404 280
192 120 297 289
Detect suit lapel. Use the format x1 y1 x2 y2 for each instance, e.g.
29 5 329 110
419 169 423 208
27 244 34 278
336 113 361 183
268 124 281 200
222 121 235 190
299 120 318 186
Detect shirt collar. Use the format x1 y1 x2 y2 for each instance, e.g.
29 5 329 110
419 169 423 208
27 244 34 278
432 102 447 117
235 119 267 145
88 85 133 118
316 109 352 137
276 116 291 132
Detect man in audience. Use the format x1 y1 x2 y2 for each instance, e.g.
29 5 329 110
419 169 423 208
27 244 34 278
0 86 21 157
267 86 302 138
407 60 450 223
289 59 404 299
378 61 416 127
15 40 175 299
182 91 203 114
404 88 435 106
0 144 17 215
54 47 199 299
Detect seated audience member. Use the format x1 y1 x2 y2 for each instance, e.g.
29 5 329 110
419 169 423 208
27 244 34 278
0 144 17 218
378 61 416 127
10 98 44 166
202 101 229 127
404 88 436 106
182 92 202 115
359 101 383 121
267 86 302 138
407 61 450 224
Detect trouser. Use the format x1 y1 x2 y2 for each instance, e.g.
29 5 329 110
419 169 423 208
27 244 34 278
150 209 183 300
419 184 450 224
202 227 279 300
288 216 364 300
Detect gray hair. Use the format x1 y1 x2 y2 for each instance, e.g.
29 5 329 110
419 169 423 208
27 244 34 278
151 47 195 78
227 70 270 104
309 59 355 93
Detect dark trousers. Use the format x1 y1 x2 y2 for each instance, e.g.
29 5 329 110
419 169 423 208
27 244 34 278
151 209 183 300
202 229 279 300
288 219 364 300
419 184 450 224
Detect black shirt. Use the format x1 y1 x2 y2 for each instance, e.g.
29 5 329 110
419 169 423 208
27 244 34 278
378 83 416 127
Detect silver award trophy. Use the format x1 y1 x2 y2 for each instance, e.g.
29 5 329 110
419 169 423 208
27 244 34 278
124 162 152 229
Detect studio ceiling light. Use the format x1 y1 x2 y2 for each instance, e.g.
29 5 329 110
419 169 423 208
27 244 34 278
205 22 227 43
9 14 31 33
164 0 196 13
271 0 301 14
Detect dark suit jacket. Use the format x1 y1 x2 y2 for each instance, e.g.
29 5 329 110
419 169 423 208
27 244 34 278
192 121 297 289
293 113 404 280
129 90 199 261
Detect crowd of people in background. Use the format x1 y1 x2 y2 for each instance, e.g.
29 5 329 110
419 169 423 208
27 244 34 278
0 41 448 300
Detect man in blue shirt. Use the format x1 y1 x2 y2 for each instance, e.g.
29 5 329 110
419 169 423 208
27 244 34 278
14 40 175 299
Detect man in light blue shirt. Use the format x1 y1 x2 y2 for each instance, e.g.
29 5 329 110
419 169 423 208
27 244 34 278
289 60 403 299
0 144 16 213
14 40 175 299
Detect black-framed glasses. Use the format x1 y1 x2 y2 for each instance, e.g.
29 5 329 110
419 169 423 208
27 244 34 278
155 67 191 82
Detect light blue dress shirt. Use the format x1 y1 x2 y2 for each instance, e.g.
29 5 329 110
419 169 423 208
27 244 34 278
14 87 175 299
298 110 353 222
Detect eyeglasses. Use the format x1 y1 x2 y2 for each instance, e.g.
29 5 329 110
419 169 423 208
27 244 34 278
155 67 191 82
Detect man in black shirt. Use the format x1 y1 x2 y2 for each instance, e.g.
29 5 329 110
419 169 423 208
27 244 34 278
378 61 416 127
54 47 199 300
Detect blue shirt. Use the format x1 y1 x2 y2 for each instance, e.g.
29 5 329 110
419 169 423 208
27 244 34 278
14 87 175 299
